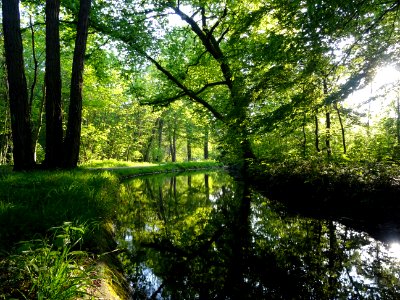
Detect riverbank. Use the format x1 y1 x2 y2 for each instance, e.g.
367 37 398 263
248 159 400 241
0 161 223 299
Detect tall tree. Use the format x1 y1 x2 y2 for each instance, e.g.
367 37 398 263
2 0 35 170
44 0 63 168
63 0 92 168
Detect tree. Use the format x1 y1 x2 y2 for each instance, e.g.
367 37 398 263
44 0 63 168
2 0 35 170
63 0 92 168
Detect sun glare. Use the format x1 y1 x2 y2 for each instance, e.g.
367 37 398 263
345 64 400 121
389 242 400 261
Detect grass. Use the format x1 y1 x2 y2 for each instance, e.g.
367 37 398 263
91 161 225 179
0 169 119 251
81 159 157 168
0 169 119 299
1 222 98 299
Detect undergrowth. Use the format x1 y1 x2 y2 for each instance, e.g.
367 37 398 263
0 222 99 299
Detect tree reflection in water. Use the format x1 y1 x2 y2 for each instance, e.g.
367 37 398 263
116 172 400 299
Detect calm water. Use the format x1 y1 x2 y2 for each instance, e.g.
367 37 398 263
115 171 400 299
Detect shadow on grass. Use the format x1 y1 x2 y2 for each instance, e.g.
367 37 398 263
0 169 119 254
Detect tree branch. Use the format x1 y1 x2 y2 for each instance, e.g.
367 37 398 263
170 4 233 89
142 51 225 121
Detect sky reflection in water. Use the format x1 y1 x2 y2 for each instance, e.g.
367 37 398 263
115 171 400 299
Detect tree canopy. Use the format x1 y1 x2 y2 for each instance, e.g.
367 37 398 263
0 0 400 169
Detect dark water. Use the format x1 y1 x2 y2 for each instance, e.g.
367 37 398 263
116 171 400 299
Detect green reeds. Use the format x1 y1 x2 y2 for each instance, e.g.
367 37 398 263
1 222 98 300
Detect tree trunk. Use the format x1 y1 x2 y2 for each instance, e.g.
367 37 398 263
63 0 91 168
186 124 192 161
204 127 209 160
157 118 164 162
314 113 321 152
144 118 159 162
397 93 400 145
33 85 46 162
2 0 35 170
169 116 177 162
44 0 64 168
326 111 332 157
324 80 331 157
334 103 346 154
302 113 307 157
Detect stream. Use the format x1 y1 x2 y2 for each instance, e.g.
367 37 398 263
115 171 400 299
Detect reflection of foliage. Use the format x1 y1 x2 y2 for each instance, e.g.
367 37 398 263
116 172 400 299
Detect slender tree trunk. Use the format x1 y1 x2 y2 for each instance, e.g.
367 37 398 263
170 130 177 163
33 85 46 162
314 112 320 152
63 0 91 168
334 103 346 154
28 15 38 110
144 118 159 162
323 80 331 157
2 0 35 170
204 127 209 160
169 116 177 162
186 124 192 162
157 118 164 162
326 111 332 157
397 93 400 145
44 0 64 168
302 113 307 157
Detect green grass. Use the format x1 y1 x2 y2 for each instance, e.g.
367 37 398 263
1 222 98 299
94 161 224 179
0 169 119 252
81 159 157 168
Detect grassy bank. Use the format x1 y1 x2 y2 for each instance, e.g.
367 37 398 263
82 160 224 179
0 169 127 299
248 158 400 225
0 161 223 299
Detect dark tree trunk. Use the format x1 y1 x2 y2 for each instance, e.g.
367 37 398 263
170 130 177 163
302 113 307 157
156 118 164 162
326 111 332 157
186 125 192 162
44 0 63 168
63 0 91 168
334 103 346 154
204 127 209 160
323 79 332 157
314 113 320 152
2 0 35 170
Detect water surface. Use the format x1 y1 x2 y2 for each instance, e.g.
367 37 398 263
116 171 400 299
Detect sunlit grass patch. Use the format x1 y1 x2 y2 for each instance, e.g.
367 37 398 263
106 161 224 178
81 159 157 168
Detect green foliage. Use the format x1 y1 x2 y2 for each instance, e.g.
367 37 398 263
0 222 98 299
